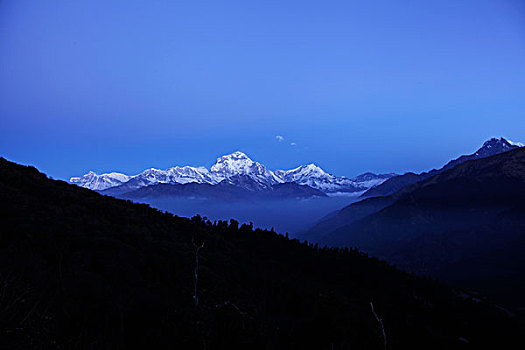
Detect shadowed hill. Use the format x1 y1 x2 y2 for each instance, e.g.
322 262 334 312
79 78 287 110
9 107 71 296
305 147 525 307
0 157 522 349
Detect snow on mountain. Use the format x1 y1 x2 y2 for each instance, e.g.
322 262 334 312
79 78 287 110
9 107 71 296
508 139 525 147
351 172 398 189
210 151 283 187
275 165 395 193
475 137 521 156
70 151 394 194
141 166 213 185
69 171 131 191
275 164 328 182
275 164 342 192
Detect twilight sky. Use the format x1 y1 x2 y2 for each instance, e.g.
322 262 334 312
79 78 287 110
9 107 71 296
1 0 524 180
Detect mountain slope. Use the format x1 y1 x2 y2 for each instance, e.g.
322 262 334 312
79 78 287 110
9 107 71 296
121 180 328 200
0 157 521 349
301 195 395 243
362 137 522 198
310 147 525 306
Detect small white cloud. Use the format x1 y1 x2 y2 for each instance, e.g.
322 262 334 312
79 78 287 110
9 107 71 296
276 135 284 142
290 142 297 146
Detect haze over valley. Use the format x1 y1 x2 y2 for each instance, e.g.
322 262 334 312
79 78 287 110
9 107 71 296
69 150 393 233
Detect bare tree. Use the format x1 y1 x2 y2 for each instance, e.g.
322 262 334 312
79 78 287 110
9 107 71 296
370 302 387 350
192 236 205 307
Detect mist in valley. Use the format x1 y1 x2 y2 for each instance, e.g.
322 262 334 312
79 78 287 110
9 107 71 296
142 195 361 237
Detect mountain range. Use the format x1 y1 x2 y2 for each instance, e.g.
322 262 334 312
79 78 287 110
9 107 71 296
302 138 525 306
70 151 396 198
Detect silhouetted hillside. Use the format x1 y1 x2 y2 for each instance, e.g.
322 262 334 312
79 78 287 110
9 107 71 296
0 157 522 349
305 147 525 307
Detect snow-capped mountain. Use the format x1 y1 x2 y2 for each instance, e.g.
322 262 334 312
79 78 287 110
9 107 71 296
210 151 283 187
123 166 214 190
275 165 395 193
70 151 395 194
69 171 131 191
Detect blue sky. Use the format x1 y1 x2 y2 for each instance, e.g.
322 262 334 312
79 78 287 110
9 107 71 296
1 0 524 179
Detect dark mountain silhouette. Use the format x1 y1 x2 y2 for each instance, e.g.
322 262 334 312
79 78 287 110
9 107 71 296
362 137 521 198
0 157 522 348
304 147 525 307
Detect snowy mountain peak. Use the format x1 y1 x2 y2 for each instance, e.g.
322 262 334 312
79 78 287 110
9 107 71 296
211 151 254 172
277 164 332 181
482 137 511 148
69 171 131 191
213 151 252 164
481 137 523 149
302 163 327 175
229 151 250 159
211 151 282 186
475 137 522 157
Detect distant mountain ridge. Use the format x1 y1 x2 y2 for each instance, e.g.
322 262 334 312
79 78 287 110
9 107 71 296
362 137 523 198
70 151 395 196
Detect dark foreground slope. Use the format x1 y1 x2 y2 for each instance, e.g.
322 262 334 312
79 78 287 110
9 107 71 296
0 158 522 349
307 147 525 307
